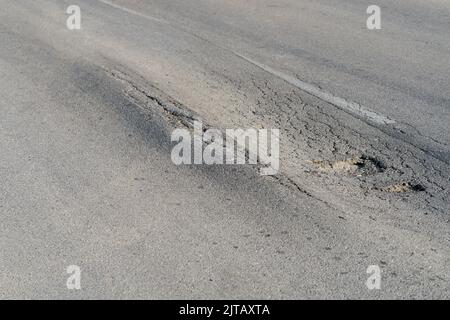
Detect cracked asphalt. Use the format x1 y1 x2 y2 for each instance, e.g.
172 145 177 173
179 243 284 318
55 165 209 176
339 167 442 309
0 0 449 299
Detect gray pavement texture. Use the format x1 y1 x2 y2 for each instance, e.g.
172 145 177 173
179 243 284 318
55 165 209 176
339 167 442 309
0 0 449 299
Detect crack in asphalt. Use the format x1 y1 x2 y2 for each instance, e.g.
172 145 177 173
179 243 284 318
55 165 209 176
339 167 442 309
101 63 449 220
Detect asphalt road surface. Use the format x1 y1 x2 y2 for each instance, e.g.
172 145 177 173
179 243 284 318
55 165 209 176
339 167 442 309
0 0 449 299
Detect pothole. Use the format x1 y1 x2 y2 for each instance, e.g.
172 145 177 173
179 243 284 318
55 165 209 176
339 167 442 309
311 155 385 176
380 182 426 193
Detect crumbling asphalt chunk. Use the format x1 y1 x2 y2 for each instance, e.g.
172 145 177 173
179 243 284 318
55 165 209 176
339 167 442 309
311 155 385 176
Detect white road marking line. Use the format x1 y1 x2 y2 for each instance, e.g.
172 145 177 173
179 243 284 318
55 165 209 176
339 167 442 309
97 0 167 24
234 54 396 125
96 0 396 126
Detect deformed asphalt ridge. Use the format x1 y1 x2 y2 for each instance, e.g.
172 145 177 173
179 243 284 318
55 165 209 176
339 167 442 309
0 32 402 299
97 60 450 299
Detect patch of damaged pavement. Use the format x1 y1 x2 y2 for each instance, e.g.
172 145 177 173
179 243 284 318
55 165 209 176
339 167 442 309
310 155 386 177
96 45 448 229
378 182 427 194
102 61 449 240
244 75 449 217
